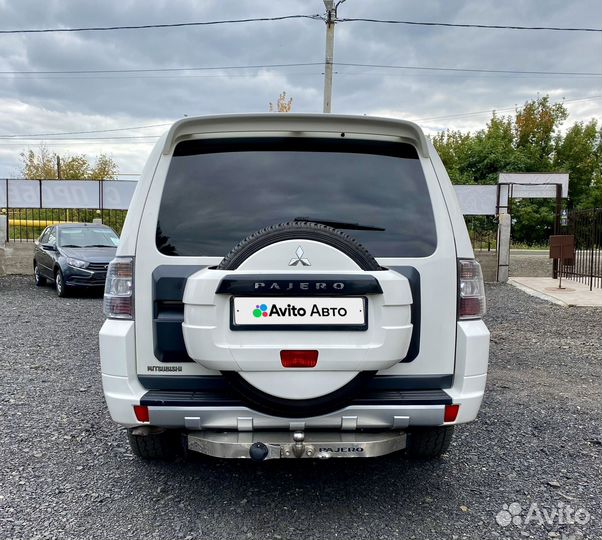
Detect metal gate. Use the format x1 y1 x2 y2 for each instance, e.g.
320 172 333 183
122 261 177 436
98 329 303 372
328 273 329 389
559 208 602 290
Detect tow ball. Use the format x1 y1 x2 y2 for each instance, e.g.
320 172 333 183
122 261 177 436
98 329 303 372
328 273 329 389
248 431 315 460
292 431 306 458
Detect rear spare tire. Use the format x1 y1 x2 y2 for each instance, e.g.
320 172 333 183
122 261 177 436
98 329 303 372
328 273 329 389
218 221 382 272
218 221 381 417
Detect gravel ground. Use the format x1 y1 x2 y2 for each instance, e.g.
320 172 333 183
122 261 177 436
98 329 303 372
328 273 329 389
0 275 600 540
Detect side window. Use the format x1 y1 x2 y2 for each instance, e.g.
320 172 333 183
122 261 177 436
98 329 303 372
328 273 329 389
39 228 50 244
47 227 56 245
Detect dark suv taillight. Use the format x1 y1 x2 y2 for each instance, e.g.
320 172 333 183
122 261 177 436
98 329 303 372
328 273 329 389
458 259 486 320
103 257 134 319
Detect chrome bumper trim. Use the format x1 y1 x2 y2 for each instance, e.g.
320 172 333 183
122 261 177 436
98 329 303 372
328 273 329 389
186 430 407 460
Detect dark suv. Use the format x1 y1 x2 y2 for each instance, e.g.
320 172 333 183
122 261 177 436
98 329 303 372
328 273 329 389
34 223 119 297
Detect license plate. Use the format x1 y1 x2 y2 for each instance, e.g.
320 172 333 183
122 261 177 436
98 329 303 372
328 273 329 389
231 297 367 330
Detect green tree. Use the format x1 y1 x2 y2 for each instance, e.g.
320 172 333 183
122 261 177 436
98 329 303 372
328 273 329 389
433 95 601 245
554 120 601 208
513 96 568 171
20 145 118 180
433 114 515 185
432 130 473 184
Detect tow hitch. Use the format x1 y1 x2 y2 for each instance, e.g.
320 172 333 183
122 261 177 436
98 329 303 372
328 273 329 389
186 430 407 460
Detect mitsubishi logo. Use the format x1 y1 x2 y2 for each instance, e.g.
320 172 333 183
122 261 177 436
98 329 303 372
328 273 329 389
289 246 311 267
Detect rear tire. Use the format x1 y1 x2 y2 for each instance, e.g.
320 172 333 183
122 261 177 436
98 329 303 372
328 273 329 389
34 263 46 286
127 426 182 460
406 426 454 459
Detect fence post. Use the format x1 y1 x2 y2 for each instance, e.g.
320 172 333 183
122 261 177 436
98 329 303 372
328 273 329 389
99 179 104 224
590 213 597 291
496 213 511 282
0 214 6 244
5 178 9 242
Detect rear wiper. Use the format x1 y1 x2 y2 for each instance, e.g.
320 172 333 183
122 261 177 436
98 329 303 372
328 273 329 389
60 244 82 248
294 217 385 231
84 244 113 248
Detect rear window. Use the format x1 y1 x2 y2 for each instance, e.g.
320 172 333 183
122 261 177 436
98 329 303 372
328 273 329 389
156 138 437 257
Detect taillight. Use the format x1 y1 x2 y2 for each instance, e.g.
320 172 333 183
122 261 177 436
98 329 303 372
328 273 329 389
103 257 134 320
458 259 486 320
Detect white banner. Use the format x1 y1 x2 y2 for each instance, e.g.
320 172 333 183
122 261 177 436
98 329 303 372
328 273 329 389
498 173 569 198
102 181 137 210
6 179 41 208
42 180 100 208
0 179 137 209
453 185 498 215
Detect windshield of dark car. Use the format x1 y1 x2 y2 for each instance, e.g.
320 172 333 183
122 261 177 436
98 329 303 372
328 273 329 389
156 137 437 257
57 227 119 248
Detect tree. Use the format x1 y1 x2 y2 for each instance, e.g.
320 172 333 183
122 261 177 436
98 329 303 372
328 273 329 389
553 120 601 208
269 91 293 112
513 96 568 171
20 144 118 180
432 95 601 245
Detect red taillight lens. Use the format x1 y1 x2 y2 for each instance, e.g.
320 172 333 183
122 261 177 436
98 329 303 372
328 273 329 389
133 405 149 423
103 257 134 320
280 350 318 368
444 404 460 423
458 259 486 320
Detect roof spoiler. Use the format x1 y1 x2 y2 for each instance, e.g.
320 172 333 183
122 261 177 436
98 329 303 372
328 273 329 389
161 113 429 158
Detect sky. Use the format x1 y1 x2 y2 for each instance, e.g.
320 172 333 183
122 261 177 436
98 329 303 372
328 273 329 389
0 0 600 179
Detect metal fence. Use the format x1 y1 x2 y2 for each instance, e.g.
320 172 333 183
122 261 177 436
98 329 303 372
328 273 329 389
1 179 134 242
464 215 497 252
4 208 127 242
559 208 602 290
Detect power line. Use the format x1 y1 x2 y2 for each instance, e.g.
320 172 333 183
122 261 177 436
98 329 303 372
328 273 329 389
0 141 155 146
336 62 601 77
0 15 322 34
0 62 324 75
338 18 601 33
0 15 599 34
0 95 602 142
414 96 602 122
0 61 598 77
0 123 172 139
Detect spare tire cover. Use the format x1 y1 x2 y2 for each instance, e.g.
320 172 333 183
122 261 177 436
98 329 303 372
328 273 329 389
182 222 413 418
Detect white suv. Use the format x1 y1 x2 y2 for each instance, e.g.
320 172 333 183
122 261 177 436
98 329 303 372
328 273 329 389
99 114 489 462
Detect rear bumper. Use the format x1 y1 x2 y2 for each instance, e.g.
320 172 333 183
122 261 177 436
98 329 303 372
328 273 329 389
99 319 489 429
141 388 450 430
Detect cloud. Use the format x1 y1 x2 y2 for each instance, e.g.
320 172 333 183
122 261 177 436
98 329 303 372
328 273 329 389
0 0 600 177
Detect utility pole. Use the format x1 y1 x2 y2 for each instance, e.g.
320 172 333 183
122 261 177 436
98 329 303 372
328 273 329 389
56 155 61 179
322 0 337 113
